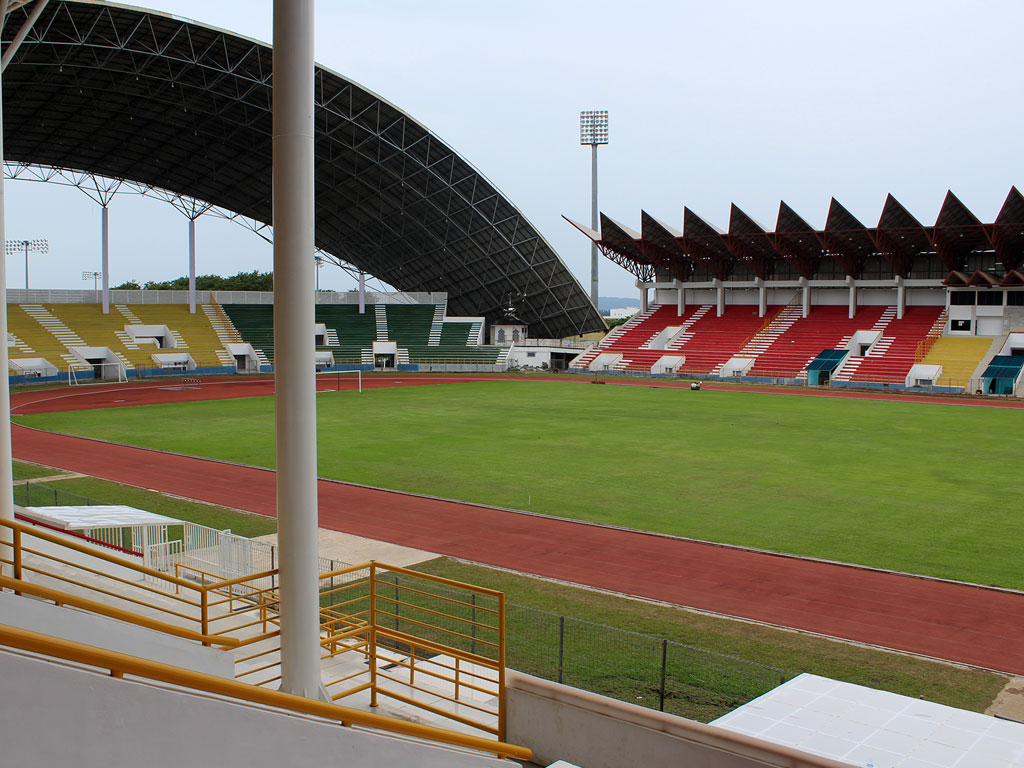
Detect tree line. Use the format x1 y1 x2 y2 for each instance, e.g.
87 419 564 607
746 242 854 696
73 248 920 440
113 271 273 291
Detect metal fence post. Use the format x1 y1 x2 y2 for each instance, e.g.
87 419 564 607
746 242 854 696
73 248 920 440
393 573 399 631
659 638 668 711
558 615 565 684
471 593 477 655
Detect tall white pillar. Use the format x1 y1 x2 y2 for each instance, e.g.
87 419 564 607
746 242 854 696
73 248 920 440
801 278 811 318
188 218 196 314
0 39 15 575
358 271 365 314
640 286 648 313
757 278 767 318
676 284 685 317
896 276 905 320
273 0 323 700
847 276 858 319
715 279 725 317
590 143 599 307
101 205 110 314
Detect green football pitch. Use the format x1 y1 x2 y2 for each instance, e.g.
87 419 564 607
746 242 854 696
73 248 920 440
16 380 1024 588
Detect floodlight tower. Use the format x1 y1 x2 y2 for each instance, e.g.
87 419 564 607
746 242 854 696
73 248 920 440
82 270 102 297
5 238 48 291
580 110 608 308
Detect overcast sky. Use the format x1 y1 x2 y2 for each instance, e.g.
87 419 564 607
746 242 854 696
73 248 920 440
6 0 1024 298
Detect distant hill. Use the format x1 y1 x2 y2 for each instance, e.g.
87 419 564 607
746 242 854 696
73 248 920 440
598 296 638 313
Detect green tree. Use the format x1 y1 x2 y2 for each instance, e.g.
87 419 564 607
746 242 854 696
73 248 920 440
142 271 274 291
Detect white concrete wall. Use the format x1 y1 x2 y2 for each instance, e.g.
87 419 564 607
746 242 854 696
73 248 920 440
0 592 233 677
508 348 551 367
0 649 507 768
505 673 846 768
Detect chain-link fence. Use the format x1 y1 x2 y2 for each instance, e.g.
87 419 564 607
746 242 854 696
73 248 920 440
372 572 788 723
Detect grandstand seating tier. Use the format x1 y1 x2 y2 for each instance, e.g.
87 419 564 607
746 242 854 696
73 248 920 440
748 305 888 378
221 303 498 365
844 306 946 383
573 303 950 382
920 336 995 389
8 303 232 373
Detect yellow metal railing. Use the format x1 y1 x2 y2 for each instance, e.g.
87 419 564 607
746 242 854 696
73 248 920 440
316 562 507 739
1 518 512 743
0 624 530 761
915 308 949 362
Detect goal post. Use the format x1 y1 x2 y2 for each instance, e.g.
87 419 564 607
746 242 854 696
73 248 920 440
67 361 128 385
315 368 362 393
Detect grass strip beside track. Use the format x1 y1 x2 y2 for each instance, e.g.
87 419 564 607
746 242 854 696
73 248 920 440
412 558 1006 718
16 381 1024 587
13 460 63 480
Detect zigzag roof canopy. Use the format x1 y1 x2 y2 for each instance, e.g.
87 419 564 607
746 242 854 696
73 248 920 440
581 190 1024 283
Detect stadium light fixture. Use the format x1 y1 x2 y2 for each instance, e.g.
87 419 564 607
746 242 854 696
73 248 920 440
82 270 102 294
5 238 49 291
579 110 608 308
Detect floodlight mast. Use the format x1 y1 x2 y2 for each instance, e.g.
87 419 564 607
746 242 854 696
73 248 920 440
82 270 102 296
580 110 608 309
5 238 48 291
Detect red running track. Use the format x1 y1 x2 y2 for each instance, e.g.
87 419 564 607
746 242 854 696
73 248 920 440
11 377 1024 674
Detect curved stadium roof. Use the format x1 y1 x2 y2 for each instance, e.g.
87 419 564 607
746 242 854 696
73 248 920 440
2 0 604 337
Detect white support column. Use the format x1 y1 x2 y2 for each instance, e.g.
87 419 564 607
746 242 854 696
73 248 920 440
358 271 365 314
801 277 811 318
188 218 197 314
590 143 599 307
272 0 323 701
676 284 685 316
101 205 110 314
847 276 858 319
896 276 905 320
757 277 767 318
640 285 648 313
715 279 725 317
0 27 15 575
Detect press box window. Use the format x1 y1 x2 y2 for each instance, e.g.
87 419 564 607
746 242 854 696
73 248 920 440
950 292 976 305
977 291 1004 306
1007 291 1024 306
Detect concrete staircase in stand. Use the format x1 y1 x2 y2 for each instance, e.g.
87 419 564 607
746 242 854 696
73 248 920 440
711 305 800 374
201 304 244 368
832 307 897 381
427 305 444 346
664 305 712 350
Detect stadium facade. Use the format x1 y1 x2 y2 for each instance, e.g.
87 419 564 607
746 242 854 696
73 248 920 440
571 189 1024 331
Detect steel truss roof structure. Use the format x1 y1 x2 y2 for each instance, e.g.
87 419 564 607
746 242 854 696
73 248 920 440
2 0 603 337
569 188 1024 284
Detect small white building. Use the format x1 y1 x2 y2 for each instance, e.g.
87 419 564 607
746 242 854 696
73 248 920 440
607 306 640 319
489 313 528 347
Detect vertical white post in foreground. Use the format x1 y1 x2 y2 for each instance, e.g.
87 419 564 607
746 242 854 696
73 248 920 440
0 24 14 575
188 218 196 314
358 270 365 314
590 142 599 307
273 0 323 699
101 205 110 314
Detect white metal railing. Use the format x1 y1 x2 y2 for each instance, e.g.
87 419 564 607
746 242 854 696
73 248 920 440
514 338 592 349
143 521 351 589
